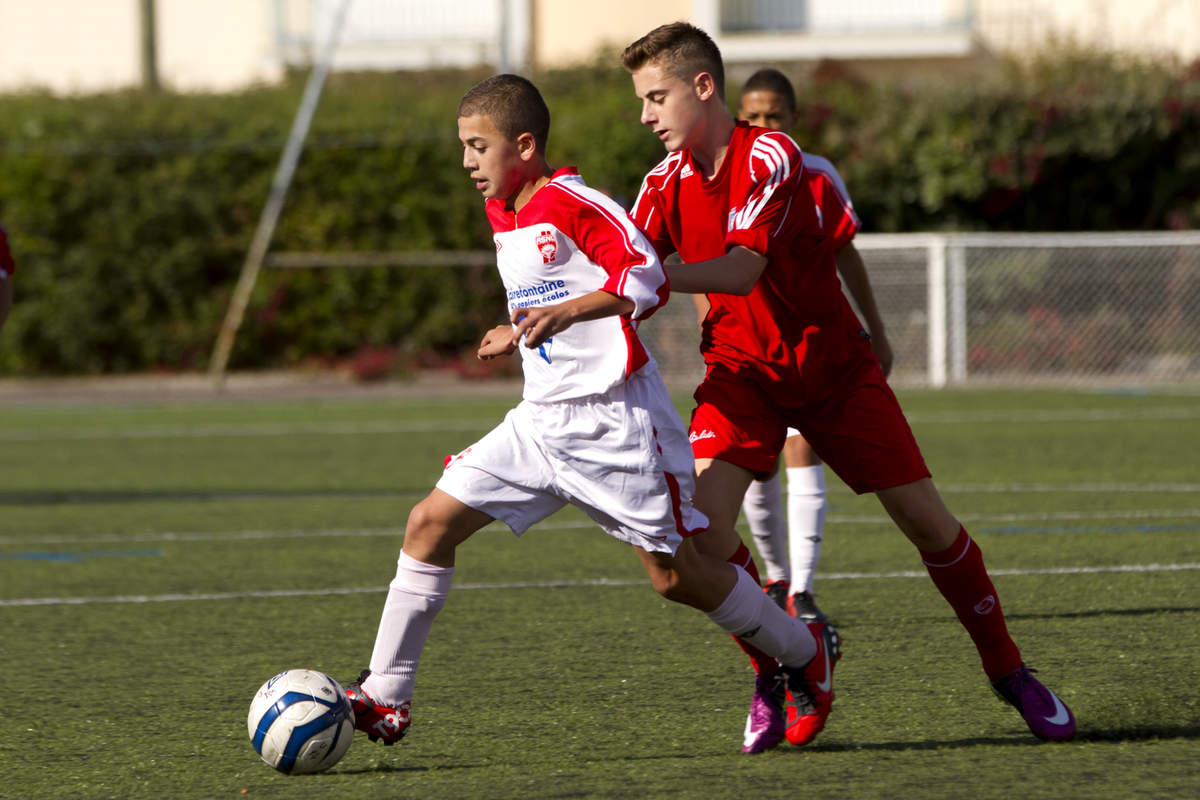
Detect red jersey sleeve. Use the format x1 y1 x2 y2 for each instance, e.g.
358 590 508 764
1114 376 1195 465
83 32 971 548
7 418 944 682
0 225 13 279
548 182 669 321
725 131 808 256
629 164 680 263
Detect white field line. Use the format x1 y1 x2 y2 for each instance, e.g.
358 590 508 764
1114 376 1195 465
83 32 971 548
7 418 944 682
3 405 1200 441
3 562 1197 608
903 407 1200 424
934 482 1200 494
5 506 1200 547
0 482 1197 512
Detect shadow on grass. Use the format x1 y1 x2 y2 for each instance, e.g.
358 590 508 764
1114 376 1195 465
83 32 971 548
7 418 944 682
1007 606 1199 620
314 726 1200 773
802 723 1200 753
0 488 426 505
331 761 491 776
1074 724 1200 743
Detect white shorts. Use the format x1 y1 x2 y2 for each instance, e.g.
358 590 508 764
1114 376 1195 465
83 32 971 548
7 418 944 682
436 369 708 554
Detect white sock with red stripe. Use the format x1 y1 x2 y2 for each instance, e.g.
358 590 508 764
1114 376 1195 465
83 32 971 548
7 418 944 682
742 471 790 584
706 568 817 668
363 551 454 705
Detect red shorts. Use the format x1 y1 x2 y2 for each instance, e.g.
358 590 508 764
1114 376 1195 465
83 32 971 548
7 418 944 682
688 360 930 494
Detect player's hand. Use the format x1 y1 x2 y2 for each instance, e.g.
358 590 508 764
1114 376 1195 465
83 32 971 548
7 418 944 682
871 331 894 377
510 304 574 349
477 324 518 360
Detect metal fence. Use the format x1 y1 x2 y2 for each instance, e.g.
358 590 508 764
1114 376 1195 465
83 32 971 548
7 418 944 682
635 231 1200 389
262 231 1200 389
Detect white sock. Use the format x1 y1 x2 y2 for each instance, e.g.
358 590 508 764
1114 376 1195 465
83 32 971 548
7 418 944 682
706 568 816 667
787 465 827 594
741 471 789 584
363 551 454 705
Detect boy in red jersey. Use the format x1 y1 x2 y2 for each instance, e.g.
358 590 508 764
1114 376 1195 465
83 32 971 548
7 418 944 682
622 23 1076 744
0 224 14 332
342 73 834 753
733 67 894 626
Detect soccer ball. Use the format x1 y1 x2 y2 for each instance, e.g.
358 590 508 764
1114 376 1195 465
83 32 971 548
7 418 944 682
247 669 355 775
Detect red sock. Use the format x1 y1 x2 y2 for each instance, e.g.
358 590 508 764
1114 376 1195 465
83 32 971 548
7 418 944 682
921 527 1023 680
727 542 779 675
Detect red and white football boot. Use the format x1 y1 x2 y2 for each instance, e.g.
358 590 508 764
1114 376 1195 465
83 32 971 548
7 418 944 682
343 669 411 745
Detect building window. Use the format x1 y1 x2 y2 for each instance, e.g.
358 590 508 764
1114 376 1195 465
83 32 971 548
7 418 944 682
719 0 973 34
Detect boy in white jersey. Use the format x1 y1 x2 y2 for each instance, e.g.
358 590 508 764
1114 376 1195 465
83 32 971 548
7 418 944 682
342 74 836 753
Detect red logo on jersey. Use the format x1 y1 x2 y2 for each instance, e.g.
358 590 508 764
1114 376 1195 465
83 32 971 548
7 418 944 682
536 229 557 264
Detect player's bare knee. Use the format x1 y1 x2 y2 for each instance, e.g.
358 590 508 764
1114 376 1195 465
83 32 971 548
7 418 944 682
403 497 459 554
640 558 694 605
404 498 437 537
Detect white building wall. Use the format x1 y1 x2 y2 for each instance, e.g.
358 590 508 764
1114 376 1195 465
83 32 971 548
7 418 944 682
0 0 1197 94
0 1 141 93
977 0 1200 62
0 0 281 94
157 1 283 91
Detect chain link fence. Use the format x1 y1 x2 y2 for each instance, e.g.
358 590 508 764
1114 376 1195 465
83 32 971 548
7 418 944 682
635 231 1200 390
262 231 1200 389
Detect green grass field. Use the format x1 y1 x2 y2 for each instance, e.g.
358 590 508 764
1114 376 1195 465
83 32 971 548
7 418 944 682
2 383 1198 800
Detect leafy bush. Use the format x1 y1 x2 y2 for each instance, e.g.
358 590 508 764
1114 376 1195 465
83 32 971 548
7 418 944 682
0 52 1196 374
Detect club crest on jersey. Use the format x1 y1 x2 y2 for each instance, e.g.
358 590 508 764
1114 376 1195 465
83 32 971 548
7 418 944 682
536 229 558 264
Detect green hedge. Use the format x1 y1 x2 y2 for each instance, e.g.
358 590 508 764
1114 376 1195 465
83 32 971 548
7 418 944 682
0 53 1197 374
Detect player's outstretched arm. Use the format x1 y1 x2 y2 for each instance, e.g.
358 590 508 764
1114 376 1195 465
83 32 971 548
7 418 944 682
835 242 893 376
511 290 635 349
477 324 519 360
666 245 766 295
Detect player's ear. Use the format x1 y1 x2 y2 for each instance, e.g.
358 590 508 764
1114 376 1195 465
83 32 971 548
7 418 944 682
516 131 538 161
694 71 717 102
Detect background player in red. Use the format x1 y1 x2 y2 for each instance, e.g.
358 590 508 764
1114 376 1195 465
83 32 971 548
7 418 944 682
0 224 14 333
622 22 1076 743
732 67 894 624
342 73 835 753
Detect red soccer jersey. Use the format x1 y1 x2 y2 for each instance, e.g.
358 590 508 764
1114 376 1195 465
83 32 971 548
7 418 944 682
630 122 870 406
0 224 14 280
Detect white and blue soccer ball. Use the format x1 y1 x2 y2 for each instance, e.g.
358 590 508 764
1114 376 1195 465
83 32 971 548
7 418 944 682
247 669 355 775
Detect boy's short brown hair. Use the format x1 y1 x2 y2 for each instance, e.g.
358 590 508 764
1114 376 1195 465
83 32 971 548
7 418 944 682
458 74 550 152
621 22 725 100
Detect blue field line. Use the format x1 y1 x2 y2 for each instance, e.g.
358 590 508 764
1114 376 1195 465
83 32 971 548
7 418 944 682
0 419 494 441
2 562 1198 607
0 548 163 562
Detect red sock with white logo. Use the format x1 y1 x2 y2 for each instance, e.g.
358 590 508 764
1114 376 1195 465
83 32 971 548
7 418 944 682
727 541 779 674
921 527 1022 680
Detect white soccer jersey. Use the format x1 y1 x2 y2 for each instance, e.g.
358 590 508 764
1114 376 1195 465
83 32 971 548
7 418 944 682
486 168 669 402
